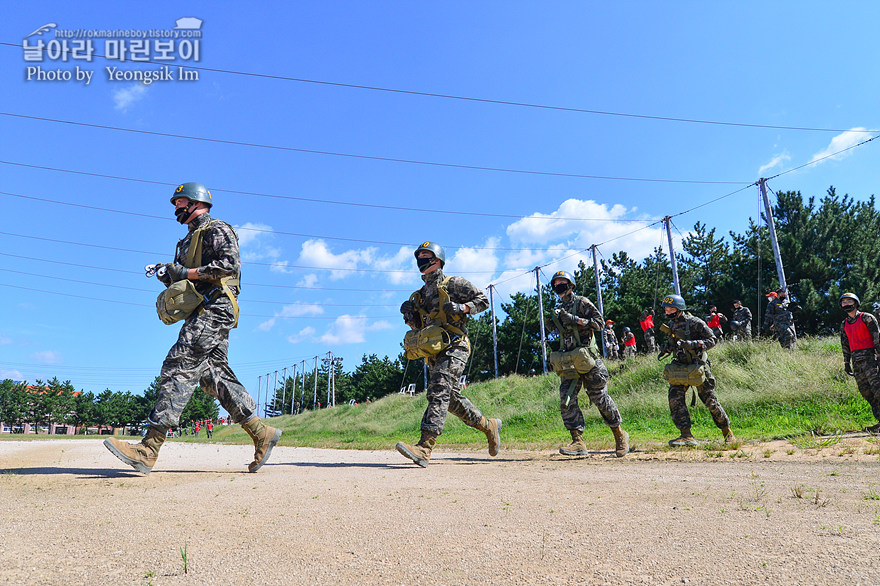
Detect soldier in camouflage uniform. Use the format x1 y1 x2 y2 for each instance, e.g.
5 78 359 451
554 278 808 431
660 294 735 446
730 300 752 341
105 182 281 474
395 242 501 467
603 320 619 359
640 309 657 353
839 293 880 433
763 287 797 349
548 271 629 457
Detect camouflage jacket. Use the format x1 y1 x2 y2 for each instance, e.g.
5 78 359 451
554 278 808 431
731 306 752 328
159 213 241 298
763 298 794 330
840 311 880 361
602 327 618 348
404 269 488 337
663 311 715 364
549 293 603 352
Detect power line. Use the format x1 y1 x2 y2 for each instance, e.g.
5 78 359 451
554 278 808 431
0 41 872 134
0 283 396 320
0 113 749 185
766 134 880 181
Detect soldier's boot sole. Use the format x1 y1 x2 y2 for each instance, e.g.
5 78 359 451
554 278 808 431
248 428 282 473
486 418 502 457
668 436 698 447
395 442 430 467
103 437 155 475
559 444 589 456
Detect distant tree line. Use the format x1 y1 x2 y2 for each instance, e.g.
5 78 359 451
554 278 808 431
0 377 218 433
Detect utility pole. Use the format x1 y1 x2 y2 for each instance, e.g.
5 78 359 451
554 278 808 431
325 351 333 407
265 374 271 417
488 284 499 378
292 364 296 415
758 178 788 291
663 216 681 296
300 360 307 412
256 375 261 420
535 266 548 374
312 356 318 409
589 245 606 358
272 370 279 415
281 368 287 415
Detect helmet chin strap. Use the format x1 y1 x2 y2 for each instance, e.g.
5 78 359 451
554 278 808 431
175 202 197 224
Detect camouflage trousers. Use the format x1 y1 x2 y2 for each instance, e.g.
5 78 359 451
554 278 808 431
559 358 622 431
149 299 256 431
732 325 752 341
623 345 636 359
852 350 880 421
604 344 618 360
711 327 723 341
421 344 483 435
776 325 797 349
643 331 656 353
668 362 730 431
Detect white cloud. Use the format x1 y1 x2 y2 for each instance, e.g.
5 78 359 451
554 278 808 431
757 152 791 176
506 198 634 244
808 128 874 166
113 83 148 112
449 238 499 278
373 246 416 285
298 239 378 280
236 222 274 248
0 369 23 380
257 302 325 332
287 326 316 344
297 274 319 288
236 222 282 263
30 350 62 364
319 316 393 345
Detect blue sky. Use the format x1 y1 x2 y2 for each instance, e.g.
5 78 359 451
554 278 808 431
2 2 879 399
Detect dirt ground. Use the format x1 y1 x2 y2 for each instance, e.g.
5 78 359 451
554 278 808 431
2 435 880 585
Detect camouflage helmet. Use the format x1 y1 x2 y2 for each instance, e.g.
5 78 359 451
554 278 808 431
171 182 213 207
414 242 445 266
550 271 576 287
661 294 687 310
840 292 860 307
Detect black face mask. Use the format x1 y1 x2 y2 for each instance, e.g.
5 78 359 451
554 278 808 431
553 283 570 295
417 257 436 273
842 304 857 313
175 204 195 224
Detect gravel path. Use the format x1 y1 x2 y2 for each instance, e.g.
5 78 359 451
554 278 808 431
2 437 880 585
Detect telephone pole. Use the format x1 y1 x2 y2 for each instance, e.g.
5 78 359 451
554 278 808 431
488 284 499 378
312 356 318 409
758 178 788 291
535 266 548 374
589 245 606 357
288 364 297 414
663 216 681 296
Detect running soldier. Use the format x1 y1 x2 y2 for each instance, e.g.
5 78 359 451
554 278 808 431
705 306 727 340
730 300 752 341
660 294 735 446
640 309 656 352
839 293 880 433
105 182 281 474
603 320 619 359
621 327 637 358
547 271 628 457
395 242 501 467
763 287 798 349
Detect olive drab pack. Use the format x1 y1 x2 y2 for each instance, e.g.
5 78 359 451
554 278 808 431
403 276 468 359
156 219 241 327
547 295 599 378
663 362 707 387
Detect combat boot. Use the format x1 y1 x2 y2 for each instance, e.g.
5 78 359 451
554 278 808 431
611 425 629 457
474 416 502 457
104 427 166 474
668 427 697 447
721 427 737 444
241 416 282 473
864 422 880 434
559 429 588 456
396 431 437 467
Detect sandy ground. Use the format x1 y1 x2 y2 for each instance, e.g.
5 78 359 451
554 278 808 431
2 436 880 585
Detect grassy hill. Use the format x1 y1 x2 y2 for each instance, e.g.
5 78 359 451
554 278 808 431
211 336 870 452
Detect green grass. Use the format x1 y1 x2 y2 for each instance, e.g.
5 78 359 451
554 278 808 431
203 336 871 451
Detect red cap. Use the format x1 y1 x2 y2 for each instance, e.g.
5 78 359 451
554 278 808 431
606 319 614 324
765 292 778 298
